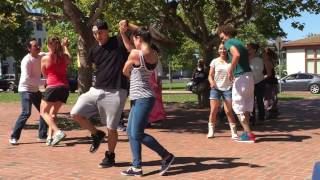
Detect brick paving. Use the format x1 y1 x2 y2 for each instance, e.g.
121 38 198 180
0 95 320 180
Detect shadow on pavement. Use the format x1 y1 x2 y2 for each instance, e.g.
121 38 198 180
117 156 263 177
151 99 320 143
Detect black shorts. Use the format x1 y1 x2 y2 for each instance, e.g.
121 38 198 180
43 86 69 103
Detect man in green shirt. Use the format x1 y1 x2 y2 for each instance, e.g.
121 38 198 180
218 25 256 143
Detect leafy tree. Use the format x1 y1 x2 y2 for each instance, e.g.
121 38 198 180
0 0 32 77
17 0 320 94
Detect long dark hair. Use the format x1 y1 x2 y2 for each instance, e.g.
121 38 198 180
48 36 64 63
133 27 152 44
264 47 278 65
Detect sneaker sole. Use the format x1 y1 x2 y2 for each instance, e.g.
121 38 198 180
98 164 114 168
120 172 142 177
90 137 105 153
51 134 66 146
236 140 255 143
159 156 175 176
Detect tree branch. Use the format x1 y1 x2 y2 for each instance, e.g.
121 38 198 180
225 0 253 28
88 0 108 25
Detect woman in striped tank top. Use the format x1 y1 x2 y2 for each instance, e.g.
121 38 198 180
121 27 174 177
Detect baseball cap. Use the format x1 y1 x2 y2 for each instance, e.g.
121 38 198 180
92 19 108 31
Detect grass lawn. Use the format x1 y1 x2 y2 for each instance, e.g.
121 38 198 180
0 91 318 104
0 92 198 104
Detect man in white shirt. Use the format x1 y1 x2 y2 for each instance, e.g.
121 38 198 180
9 38 48 145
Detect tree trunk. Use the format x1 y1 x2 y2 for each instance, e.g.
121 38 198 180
77 36 92 94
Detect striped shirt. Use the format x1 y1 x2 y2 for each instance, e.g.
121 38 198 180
129 51 155 100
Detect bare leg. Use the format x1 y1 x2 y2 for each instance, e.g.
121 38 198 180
72 114 97 134
237 112 251 133
40 100 60 133
223 100 237 137
107 128 118 153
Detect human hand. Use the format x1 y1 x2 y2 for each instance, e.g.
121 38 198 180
62 37 69 47
210 81 217 89
119 20 128 34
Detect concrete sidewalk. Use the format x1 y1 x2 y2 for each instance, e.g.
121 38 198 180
0 97 320 179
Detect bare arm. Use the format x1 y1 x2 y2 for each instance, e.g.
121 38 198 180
227 45 240 81
208 66 216 88
62 37 70 57
119 20 133 52
263 56 273 79
123 50 139 78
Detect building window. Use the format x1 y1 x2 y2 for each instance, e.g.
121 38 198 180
36 22 43 31
306 49 314 59
306 48 320 74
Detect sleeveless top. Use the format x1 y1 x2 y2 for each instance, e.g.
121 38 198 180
46 54 68 87
263 66 278 84
129 51 155 100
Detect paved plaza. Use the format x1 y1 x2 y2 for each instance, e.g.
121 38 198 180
0 95 319 179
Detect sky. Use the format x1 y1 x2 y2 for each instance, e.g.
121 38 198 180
280 12 320 41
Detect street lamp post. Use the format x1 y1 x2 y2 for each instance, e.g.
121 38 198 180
275 36 283 92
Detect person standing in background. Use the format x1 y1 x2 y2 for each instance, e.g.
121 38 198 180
207 43 238 139
247 43 266 124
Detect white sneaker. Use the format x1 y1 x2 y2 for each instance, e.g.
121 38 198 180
231 133 239 140
51 130 66 146
9 138 18 145
207 123 215 138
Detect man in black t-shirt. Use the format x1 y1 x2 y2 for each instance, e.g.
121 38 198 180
71 19 131 168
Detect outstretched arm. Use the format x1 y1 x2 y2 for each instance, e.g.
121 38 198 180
119 20 133 52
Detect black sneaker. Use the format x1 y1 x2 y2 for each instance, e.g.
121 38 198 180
89 130 106 153
121 166 143 177
117 124 126 132
159 153 175 176
98 151 115 168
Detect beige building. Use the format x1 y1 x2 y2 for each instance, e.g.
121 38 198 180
283 36 320 75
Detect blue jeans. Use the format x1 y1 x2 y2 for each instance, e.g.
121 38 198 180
127 97 169 168
11 91 48 140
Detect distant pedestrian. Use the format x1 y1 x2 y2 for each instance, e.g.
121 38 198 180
263 48 279 119
121 26 174 177
247 43 266 124
207 43 238 139
40 36 71 146
9 38 48 145
192 59 209 108
218 25 256 143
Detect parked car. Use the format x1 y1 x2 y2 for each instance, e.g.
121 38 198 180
0 78 10 91
279 73 320 94
2 74 17 91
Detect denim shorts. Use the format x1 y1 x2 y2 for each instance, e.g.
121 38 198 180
209 88 232 100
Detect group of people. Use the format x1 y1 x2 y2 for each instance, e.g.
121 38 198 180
8 19 280 176
8 19 173 177
206 25 279 142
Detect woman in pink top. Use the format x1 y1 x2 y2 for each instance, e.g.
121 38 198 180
40 36 71 146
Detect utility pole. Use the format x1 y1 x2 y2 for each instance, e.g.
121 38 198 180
275 36 283 93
